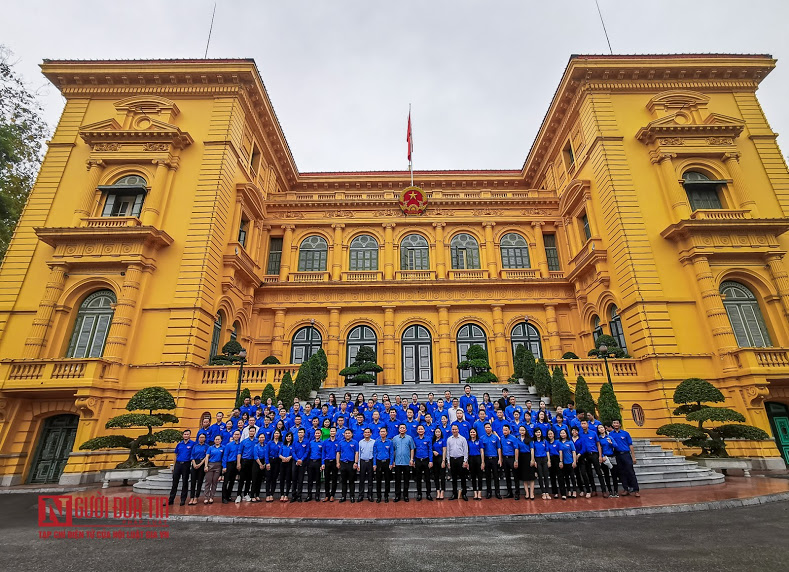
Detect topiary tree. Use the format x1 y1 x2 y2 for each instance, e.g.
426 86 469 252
262 355 280 365
261 383 276 404
277 371 296 410
456 344 499 384
562 351 579 359
513 344 525 380
551 366 573 407
522 349 536 385
533 358 552 398
587 334 626 358
574 375 596 416
222 340 243 356
312 348 329 390
598 382 622 426
340 345 383 385
209 340 245 365
79 387 181 469
656 378 769 457
295 359 315 401
235 387 251 410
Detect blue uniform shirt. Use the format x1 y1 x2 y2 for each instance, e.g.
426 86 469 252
207 444 225 463
432 438 446 459
413 436 432 459
373 438 394 463
558 440 576 464
208 422 225 442
279 444 293 460
392 434 415 466
578 429 600 455
267 440 281 460
459 394 479 415
386 419 401 439
480 433 501 458
599 434 615 456
468 439 482 456
253 442 269 464
532 439 549 458
339 439 358 463
293 439 309 462
491 418 510 438
451 420 471 440
501 434 518 456
322 438 339 462
240 436 256 459
609 429 633 453
190 442 208 462
505 405 523 421
308 439 324 460
223 440 242 468
174 440 195 463
425 401 438 417
516 437 531 456
546 439 561 456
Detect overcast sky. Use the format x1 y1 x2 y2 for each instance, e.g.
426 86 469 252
2 1 788 172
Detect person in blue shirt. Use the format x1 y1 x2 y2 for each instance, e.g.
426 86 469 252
578 419 604 499
571 426 590 496
367 410 385 438
208 412 225 442
425 392 438 417
473 409 489 441
481 392 495 420
338 428 359 503
595 424 617 498
373 427 394 503
516 425 535 500
391 424 415 502
531 427 552 500
421 413 436 438
169 430 194 506
321 427 340 502
505 397 524 422
491 409 509 438
523 400 537 423
351 412 368 442
481 423 502 499
408 393 421 417
251 432 268 503
403 409 419 439
221 430 242 504
510 409 525 436
437 414 451 439
459 384 479 416
535 410 552 440
385 409 400 441
240 396 256 420
467 427 484 500
557 428 577 499
610 419 640 497
237 426 257 502
452 409 472 439
203 435 225 504
546 429 561 498
500 425 520 500
430 427 447 501
278 432 294 502
306 429 324 502
196 417 211 445
188 432 208 505
412 424 433 501
563 401 578 423
463 403 477 425
569 410 583 432
265 430 282 502
436 398 449 421
291 427 309 502
552 413 570 441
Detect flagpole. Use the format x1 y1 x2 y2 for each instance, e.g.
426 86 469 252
409 103 413 187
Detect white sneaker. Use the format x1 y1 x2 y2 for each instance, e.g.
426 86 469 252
235 496 241 504
243 495 251 502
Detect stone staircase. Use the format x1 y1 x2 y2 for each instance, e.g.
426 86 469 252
316 383 543 408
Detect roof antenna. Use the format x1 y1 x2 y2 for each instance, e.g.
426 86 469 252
204 2 217 59
595 0 614 55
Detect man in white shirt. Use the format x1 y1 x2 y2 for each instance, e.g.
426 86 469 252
357 428 375 502
448 397 461 424
445 424 469 501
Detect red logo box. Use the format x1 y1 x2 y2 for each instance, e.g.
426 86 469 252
38 495 73 527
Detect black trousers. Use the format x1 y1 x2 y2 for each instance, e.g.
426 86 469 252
266 458 281 496
324 461 339 498
431 455 445 491
189 465 205 498
484 456 501 495
376 460 392 498
238 458 254 496
581 452 605 493
559 463 576 495
306 459 322 498
575 454 591 493
291 461 306 498
502 456 516 494
340 461 356 498
358 459 374 497
535 457 550 492
251 462 266 497
394 464 410 498
598 460 614 493
279 460 292 496
169 461 190 503
468 455 483 491
222 460 239 500
414 458 431 495
449 456 467 495
548 455 561 495
615 451 639 492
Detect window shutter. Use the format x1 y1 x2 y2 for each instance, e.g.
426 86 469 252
102 194 116 217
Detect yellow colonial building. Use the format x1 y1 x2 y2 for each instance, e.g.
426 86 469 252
0 54 788 485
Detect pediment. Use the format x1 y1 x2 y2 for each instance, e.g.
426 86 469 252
79 117 193 148
636 112 745 144
646 90 710 115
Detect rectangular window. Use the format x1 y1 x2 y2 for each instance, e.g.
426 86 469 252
238 220 248 248
402 248 429 270
544 234 560 271
298 250 327 272
250 144 261 178
581 214 592 241
563 140 575 170
266 237 283 275
350 249 377 271
687 187 723 211
102 193 144 217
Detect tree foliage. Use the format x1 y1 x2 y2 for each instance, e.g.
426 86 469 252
261 383 276 404
278 372 296 410
456 344 498 384
513 344 525 380
234 387 251 410
550 366 573 407
0 47 50 263
262 355 280 365
587 334 627 358
340 345 383 385
562 352 579 359
657 378 769 457
574 375 596 416
522 349 536 384
597 382 622 426
222 340 243 356
295 359 315 400
79 386 181 469
312 348 329 390
533 358 552 398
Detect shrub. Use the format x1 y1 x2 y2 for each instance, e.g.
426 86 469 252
312 349 329 390
574 375 596 416
551 367 573 407
262 355 280 365
456 344 498 383
533 359 552 398
513 344 525 379
340 345 383 385
261 383 276 404
597 382 622 426
235 387 251 410
522 349 536 384
562 351 579 359
222 340 243 356
588 334 626 358
295 360 315 401
277 372 296 410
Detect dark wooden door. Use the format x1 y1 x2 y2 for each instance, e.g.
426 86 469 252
28 414 79 484
766 402 789 467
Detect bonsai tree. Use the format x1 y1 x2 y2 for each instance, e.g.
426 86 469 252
234 387 251 410
278 371 296 410
340 345 383 385
312 348 329 391
456 344 499 384
574 375 596 416
533 358 552 398
261 383 276 404
262 355 280 365
209 340 245 365
657 378 769 457
562 351 579 359
588 334 626 358
522 349 536 385
551 366 573 407
79 387 181 469
598 382 622 426
513 344 525 380
295 359 315 401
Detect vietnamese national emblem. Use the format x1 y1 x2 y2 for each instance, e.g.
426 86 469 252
398 186 428 215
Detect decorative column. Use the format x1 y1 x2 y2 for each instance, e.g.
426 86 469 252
545 303 563 358
555 221 572 267
382 306 396 385
22 264 68 358
532 222 550 277
437 305 453 383
654 153 692 220
723 152 759 216
326 307 341 387
482 222 498 278
691 255 739 371
278 225 295 281
490 304 509 381
271 308 287 361
382 223 396 280
102 264 144 362
256 225 270 269
140 160 171 226
433 222 447 279
766 254 789 320
331 224 345 281
563 217 581 259
72 160 104 225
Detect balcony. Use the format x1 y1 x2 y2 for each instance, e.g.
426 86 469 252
0 358 112 391
448 269 489 280
201 364 298 388
733 348 789 375
289 271 330 283
342 271 383 282
82 216 142 228
544 358 640 380
395 270 436 281
689 209 750 221
500 268 539 279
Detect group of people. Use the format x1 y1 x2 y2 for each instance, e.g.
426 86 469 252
168 385 641 507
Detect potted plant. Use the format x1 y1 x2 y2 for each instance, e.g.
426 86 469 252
656 378 769 476
456 344 499 384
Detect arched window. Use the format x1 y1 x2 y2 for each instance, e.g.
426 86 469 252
349 235 379 271
402 325 432 383
298 236 328 272
66 290 116 358
511 322 542 360
500 233 530 269
400 234 429 270
720 281 772 347
457 323 488 382
291 326 323 364
231 321 240 343
209 312 223 357
346 325 378 366
450 233 481 270
99 175 147 218
609 307 626 352
683 171 724 211
592 315 603 342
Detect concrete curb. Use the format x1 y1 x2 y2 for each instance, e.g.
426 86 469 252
121 491 789 526
0 486 88 495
